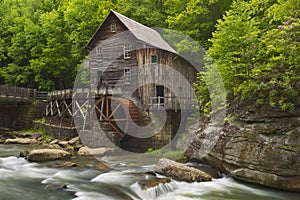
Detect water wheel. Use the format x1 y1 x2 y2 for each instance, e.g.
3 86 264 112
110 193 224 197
91 96 140 139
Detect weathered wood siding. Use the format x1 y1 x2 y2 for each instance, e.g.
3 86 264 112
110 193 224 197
88 13 197 110
137 47 197 110
89 14 140 99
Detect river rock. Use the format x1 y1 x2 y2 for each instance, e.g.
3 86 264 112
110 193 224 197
58 141 74 152
27 149 71 162
19 149 29 157
77 146 113 156
13 132 32 138
68 136 80 145
58 141 69 148
138 177 171 190
53 162 77 168
154 158 212 182
14 132 41 139
50 139 59 145
47 144 63 150
186 103 300 191
5 137 38 144
91 162 111 170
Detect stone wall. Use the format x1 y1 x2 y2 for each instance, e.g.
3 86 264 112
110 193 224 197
33 122 78 140
0 101 35 130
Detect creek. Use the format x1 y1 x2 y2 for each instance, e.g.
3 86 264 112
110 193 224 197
0 144 299 200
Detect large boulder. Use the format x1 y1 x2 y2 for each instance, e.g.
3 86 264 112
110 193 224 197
27 149 71 162
154 158 212 182
186 104 300 191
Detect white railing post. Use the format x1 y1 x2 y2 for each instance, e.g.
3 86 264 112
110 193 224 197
158 96 160 110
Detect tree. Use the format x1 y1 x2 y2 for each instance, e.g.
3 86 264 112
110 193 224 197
195 0 300 113
0 0 104 90
167 0 233 49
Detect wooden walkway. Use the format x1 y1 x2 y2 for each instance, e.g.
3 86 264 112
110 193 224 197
0 85 48 102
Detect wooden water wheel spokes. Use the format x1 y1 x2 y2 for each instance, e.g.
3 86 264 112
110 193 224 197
93 96 130 137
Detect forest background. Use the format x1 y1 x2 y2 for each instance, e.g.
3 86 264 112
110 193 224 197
0 0 299 112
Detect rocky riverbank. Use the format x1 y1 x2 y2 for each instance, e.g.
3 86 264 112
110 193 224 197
186 104 300 191
0 129 218 186
0 130 113 169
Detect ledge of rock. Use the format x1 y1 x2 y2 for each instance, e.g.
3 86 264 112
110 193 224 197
5 137 38 144
27 149 71 162
186 104 300 191
154 158 212 182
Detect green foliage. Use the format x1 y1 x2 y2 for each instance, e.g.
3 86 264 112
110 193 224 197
195 0 300 113
146 148 187 162
40 130 54 142
0 0 102 90
20 127 53 142
0 0 232 90
167 0 233 49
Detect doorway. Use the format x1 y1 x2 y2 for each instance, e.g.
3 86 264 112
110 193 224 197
156 85 164 106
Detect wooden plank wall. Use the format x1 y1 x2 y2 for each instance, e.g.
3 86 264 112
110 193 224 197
89 13 139 99
137 48 197 109
88 13 197 110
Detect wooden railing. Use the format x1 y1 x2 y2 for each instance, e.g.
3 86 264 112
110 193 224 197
0 85 36 101
146 96 193 111
47 88 123 99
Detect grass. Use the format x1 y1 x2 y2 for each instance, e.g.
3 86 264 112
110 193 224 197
19 127 54 142
146 148 187 162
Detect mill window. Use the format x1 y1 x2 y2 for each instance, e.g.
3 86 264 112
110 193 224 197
124 44 130 59
97 46 103 62
151 54 158 64
124 68 131 84
111 22 116 32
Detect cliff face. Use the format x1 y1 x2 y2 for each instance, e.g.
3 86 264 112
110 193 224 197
186 105 300 191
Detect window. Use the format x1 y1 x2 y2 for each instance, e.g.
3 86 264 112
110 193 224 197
97 46 102 62
124 68 131 84
124 44 130 59
97 70 103 88
111 22 116 32
151 54 158 63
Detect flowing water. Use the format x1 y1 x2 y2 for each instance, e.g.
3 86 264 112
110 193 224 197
0 144 299 200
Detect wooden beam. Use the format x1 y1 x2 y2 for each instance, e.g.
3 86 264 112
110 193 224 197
108 103 121 119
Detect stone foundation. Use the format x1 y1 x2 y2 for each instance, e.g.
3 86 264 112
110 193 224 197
33 122 78 140
0 101 35 130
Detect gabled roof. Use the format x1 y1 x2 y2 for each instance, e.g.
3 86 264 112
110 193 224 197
87 10 176 54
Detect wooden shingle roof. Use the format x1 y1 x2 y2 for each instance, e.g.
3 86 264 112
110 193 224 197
87 10 176 54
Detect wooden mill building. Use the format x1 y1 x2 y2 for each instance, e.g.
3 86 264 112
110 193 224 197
86 10 196 108
46 10 198 151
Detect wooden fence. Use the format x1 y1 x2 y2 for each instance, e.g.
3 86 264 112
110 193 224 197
0 85 36 101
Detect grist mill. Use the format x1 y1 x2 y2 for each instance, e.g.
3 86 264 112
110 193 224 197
45 10 198 152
